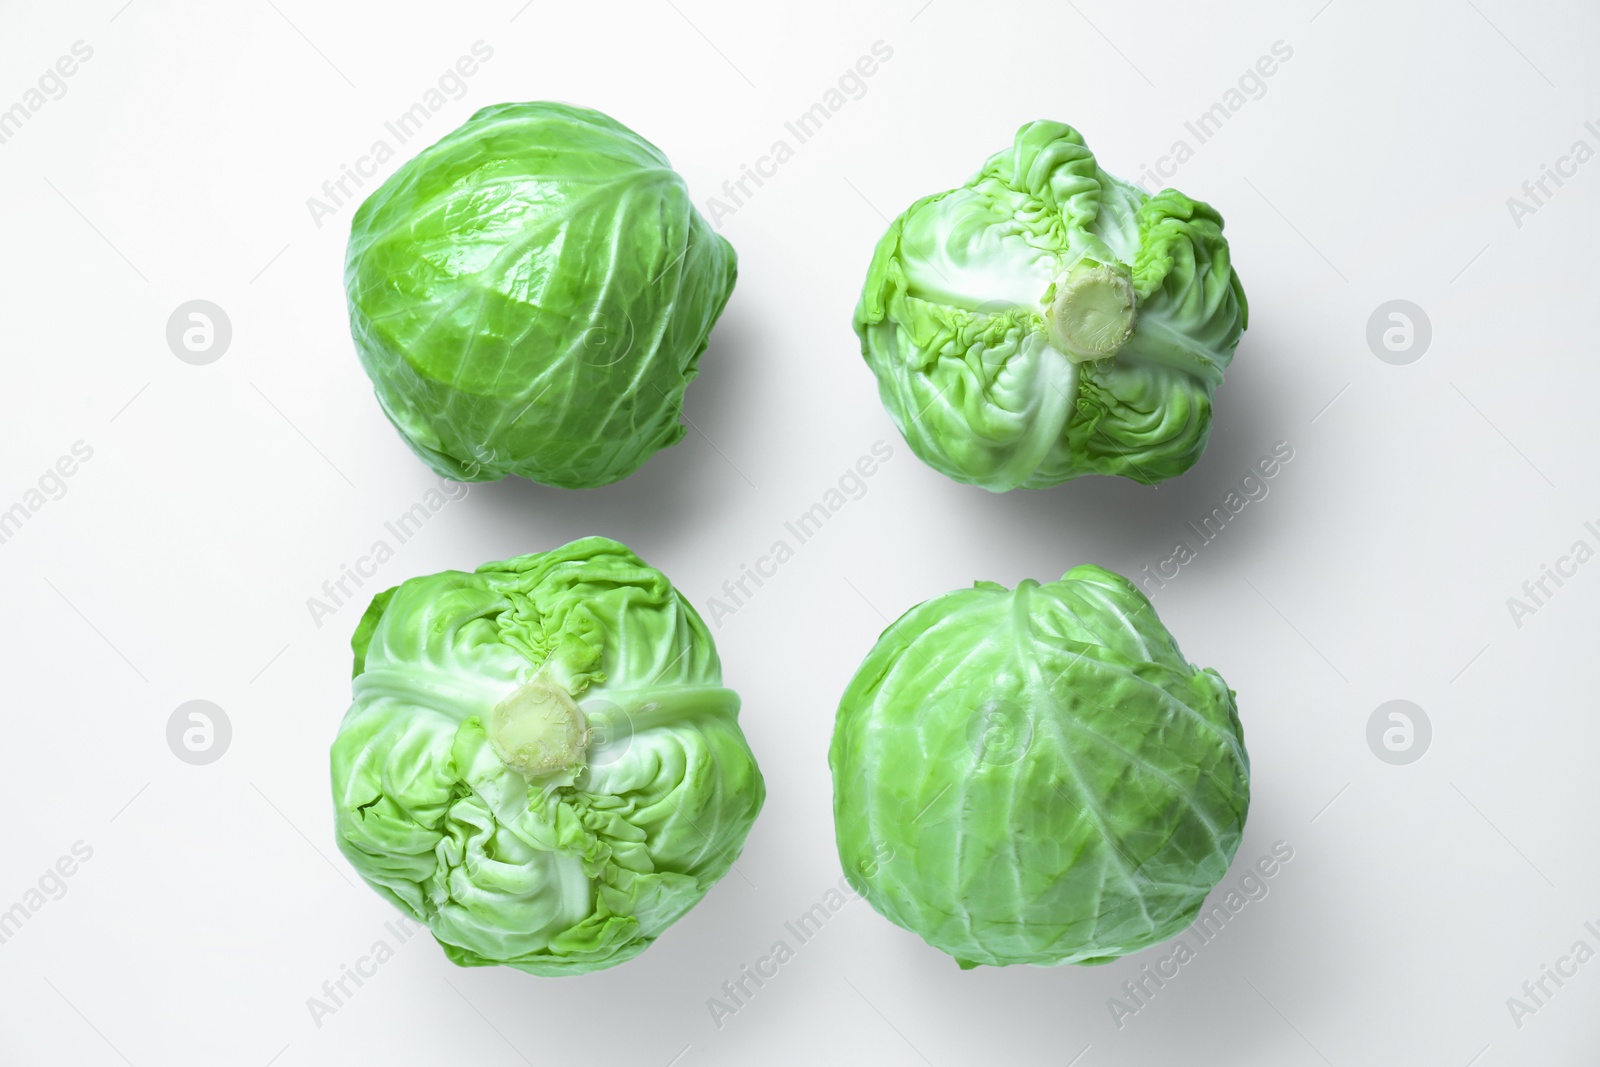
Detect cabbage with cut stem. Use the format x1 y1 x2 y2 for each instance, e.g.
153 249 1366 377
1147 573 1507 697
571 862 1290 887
855 121 1248 491
330 537 764 976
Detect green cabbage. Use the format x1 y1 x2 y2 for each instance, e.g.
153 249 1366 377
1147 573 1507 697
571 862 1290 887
854 121 1247 491
829 564 1249 968
345 102 736 489
330 537 764 976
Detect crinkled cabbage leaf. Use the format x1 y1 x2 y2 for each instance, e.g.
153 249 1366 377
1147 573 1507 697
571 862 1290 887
330 537 764 976
855 121 1247 490
829 565 1249 968
346 102 736 489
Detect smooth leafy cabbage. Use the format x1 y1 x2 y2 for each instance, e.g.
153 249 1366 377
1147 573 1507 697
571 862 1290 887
855 121 1247 490
829 565 1249 968
346 102 737 489
330 537 764 976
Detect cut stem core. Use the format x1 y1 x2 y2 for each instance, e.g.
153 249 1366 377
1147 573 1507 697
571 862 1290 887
1047 262 1136 363
489 678 587 779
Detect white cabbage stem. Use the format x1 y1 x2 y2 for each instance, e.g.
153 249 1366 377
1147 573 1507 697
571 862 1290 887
1047 262 1136 362
489 678 588 779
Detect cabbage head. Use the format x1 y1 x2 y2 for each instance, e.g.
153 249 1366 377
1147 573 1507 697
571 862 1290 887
829 565 1249 968
345 102 737 489
854 121 1247 491
330 537 764 976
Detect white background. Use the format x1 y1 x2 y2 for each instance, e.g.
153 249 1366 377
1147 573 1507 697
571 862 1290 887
2 0 1597 1063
